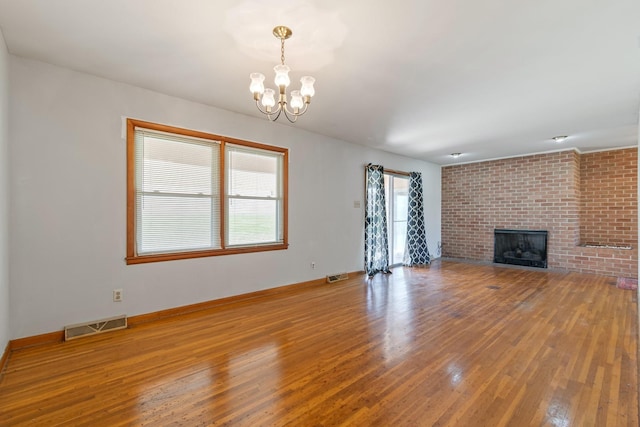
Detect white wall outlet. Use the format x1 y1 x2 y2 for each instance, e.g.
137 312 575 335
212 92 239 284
311 262 316 269
353 200 361 208
113 288 123 302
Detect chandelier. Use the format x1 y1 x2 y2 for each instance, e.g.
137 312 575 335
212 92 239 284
249 26 316 123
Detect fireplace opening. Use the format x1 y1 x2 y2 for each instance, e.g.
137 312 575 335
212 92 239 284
494 229 548 268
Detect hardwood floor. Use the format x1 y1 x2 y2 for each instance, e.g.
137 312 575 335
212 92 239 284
0 260 637 426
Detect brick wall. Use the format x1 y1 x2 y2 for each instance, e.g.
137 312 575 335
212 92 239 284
442 148 637 278
580 148 637 247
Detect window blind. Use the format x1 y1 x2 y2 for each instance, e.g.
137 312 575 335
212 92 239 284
135 128 221 255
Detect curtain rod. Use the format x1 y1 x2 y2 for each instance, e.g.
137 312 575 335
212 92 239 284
365 165 410 177
385 168 410 177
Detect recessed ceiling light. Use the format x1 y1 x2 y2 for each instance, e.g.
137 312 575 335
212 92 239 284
552 136 568 143
450 153 462 158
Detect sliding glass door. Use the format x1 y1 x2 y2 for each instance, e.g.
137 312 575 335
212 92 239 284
384 174 409 266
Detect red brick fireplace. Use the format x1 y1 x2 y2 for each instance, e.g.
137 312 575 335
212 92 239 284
442 148 637 278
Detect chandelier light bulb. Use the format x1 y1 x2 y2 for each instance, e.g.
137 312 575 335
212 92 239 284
300 76 316 97
274 64 291 88
249 73 265 95
248 26 315 122
261 88 276 108
290 90 304 110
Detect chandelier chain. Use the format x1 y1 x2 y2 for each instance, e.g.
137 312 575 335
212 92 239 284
280 38 286 65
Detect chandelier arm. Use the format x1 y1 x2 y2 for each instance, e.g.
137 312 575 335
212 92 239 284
282 103 307 119
269 108 283 122
282 102 310 118
296 103 310 116
282 107 298 123
255 99 283 116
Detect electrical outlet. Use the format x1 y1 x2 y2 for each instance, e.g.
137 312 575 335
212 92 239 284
113 288 123 302
311 262 316 269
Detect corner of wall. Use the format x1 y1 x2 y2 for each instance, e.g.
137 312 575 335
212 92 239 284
0 27 10 354
636 109 640 320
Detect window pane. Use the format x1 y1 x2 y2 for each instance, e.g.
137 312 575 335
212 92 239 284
142 136 213 195
393 221 407 264
393 177 409 218
228 198 279 246
137 194 220 254
228 150 278 197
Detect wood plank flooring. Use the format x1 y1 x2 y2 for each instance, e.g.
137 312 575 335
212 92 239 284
0 260 637 426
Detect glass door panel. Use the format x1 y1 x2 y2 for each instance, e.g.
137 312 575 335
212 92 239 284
384 174 409 266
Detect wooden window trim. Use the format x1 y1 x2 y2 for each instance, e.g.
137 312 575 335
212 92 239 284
126 118 288 265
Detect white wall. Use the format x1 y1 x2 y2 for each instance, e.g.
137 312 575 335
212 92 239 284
9 56 441 338
0 30 10 350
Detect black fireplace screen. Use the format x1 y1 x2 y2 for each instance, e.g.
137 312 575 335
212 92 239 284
494 229 548 268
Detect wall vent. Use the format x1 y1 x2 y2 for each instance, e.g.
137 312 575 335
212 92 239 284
326 272 348 283
64 315 127 341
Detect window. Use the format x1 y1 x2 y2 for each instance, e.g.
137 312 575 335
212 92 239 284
126 119 287 264
226 146 284 247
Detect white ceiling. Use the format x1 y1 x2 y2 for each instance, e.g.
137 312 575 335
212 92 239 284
0 0 638 165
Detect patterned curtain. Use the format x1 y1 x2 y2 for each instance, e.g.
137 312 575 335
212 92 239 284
403 172 430 266
365 164 391 276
